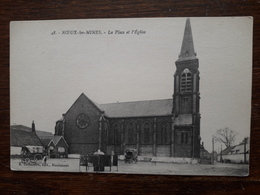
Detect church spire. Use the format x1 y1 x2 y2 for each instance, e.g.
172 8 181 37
178 18 196 60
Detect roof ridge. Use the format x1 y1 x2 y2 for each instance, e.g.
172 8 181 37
100 98 172 105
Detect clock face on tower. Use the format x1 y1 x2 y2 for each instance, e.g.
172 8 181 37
76 113 90 129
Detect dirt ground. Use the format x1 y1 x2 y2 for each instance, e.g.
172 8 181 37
114 161 249 176
10 158 249 176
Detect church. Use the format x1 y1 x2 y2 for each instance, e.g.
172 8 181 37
55 18 201 160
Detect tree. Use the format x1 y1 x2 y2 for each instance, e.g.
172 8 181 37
213 127 238 148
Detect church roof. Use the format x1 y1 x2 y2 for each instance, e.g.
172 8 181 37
99 99 173 118
177 18 197 61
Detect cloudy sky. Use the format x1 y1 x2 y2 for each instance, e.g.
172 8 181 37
10 17 252 151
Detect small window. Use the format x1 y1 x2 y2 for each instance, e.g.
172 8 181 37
58 147 65 152
181 132 189 144
181 133 184 144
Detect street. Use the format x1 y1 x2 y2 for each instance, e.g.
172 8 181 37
11 158 249 176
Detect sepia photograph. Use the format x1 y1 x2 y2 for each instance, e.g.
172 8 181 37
10 17 252 176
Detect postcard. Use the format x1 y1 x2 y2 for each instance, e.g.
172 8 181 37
10 17 252 175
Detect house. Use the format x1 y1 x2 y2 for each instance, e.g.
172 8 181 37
39 135 69 158
199 142 211 164
10 122 43 157
218 137 250 164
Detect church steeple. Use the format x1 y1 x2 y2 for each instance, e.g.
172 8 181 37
172 18 201 158
178 18 197 61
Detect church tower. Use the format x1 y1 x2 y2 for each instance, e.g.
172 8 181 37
173 18 200 158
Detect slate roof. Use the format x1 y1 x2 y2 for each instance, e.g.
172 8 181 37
67 93 173 119
221 138 250 155
231 144 245 154
230 142 250 154
36 130 53 137
99 99 173 118
11 125 31 132
40 138 53 147
10 129 43 147
221 146 235 155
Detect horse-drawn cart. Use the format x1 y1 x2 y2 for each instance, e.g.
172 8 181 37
20 146 46 165
124 149 138 163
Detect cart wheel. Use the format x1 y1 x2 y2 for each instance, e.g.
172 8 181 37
34 154 43 164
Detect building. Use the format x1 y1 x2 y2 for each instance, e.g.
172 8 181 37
10 122 44 157
218 137 250 164
55 18 201 160
199 142 211 164
39 135 69 158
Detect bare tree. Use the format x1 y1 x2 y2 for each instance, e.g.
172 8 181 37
213 127 238 148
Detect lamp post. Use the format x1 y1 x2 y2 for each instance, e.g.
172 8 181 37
220 144 223 163
244 138 247 164
212 137 214 164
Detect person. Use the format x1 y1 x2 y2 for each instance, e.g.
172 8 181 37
42 156 47 165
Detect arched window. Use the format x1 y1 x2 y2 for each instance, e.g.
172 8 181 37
141 121 152 144
114 127 119 144
110 123 120 144
157 121 169 144
181 68 192 93
125 122 136 144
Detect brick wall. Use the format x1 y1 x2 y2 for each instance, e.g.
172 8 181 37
156 145 170 157
69 143 98 155
64 94 102 154
139 145 153 156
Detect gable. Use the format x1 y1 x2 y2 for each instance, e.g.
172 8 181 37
39 135 68 148
65 93 104 116
62 93 103 144
40 138 52 147
53 136 69 147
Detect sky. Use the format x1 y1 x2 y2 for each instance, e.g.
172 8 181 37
10 17 253 151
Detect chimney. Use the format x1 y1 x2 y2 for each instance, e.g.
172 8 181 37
202 142 204 147
32 120 36 133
